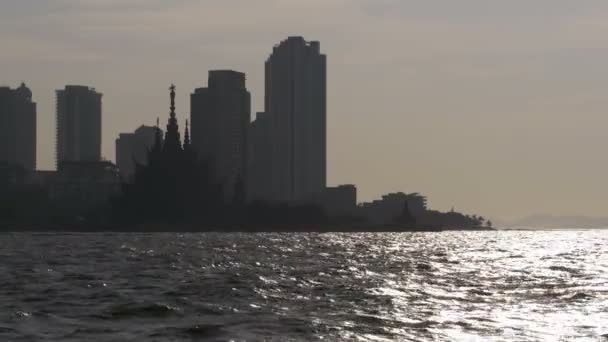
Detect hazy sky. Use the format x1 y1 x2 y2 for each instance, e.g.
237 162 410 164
2 0 608 220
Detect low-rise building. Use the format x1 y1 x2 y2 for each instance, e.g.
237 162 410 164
313 185 357 217
0 162 27 194
50 161 121 211
359 192 427 224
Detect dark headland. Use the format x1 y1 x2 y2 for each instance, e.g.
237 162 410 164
1 38 494 234
1 221 495 233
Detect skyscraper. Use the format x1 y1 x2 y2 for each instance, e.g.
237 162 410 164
0 83 37 171
265 37 327 202
56 85 102 166
115 125 161 181
248 112 273 201
190 70 251 199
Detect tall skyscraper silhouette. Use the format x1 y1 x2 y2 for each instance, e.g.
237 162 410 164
0 83 37 172
248 111 273 201
56 85 102 166
265 37 327 202
191 70 251 199
115 125 161 181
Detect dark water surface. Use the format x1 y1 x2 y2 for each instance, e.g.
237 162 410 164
1 230 607 341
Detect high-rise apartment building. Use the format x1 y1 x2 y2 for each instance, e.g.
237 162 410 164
190 70 251 199
265 36 327 202
248 111 273 201
0 83 37 171
56 85 102 166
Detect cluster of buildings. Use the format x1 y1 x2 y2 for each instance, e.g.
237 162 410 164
0 37 428 223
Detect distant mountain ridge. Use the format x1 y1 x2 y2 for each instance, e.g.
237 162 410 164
502 214 608 229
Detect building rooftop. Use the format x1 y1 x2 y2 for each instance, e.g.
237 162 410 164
57 85 102 96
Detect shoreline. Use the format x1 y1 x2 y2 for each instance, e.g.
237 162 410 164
0 222 496 233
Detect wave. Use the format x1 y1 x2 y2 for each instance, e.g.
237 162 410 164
103 302 182 319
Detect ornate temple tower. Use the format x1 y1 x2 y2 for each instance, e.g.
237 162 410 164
183 120 191 149
115 84 223 223
163 84 182 156
183 119 195 159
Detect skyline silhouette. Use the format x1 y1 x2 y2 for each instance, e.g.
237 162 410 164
3 1 608 221
2 3 608 341
1 77 489 231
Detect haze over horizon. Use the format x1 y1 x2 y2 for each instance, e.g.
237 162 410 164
2 0 608 221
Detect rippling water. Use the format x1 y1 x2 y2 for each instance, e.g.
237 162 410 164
1 230 607 341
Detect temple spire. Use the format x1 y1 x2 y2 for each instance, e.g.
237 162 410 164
184 119 191 147
152 117 162 151
163 84 182 154
170 84 176 119
146 117 163 165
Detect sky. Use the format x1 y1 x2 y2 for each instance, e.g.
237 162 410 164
2 0 608 221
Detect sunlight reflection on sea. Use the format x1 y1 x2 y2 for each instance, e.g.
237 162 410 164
0 230 607 341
